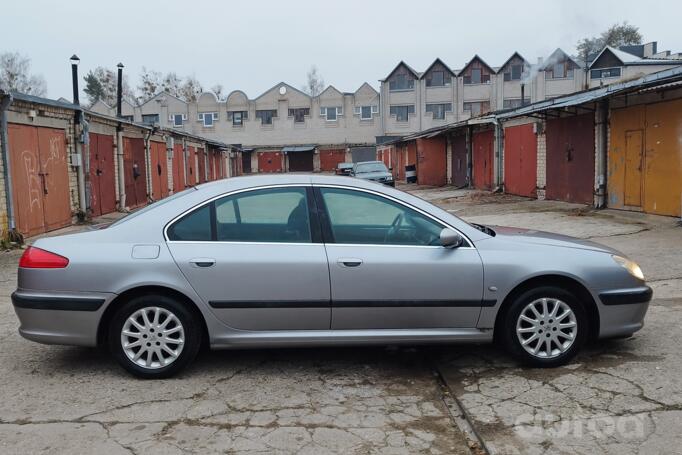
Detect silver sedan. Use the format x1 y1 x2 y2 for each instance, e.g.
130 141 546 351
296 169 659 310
12 175 652 378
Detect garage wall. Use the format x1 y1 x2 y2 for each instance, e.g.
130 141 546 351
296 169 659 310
319 148 347 172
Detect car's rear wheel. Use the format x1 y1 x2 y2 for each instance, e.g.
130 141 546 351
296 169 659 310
502 286 588 367
108 294 201 379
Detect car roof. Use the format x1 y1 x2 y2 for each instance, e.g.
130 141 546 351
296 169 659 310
354 161 383 165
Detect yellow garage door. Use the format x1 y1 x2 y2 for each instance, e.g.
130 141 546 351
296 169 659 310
609 99 681 217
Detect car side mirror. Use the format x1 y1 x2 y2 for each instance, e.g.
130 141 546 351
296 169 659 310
440 228 463 249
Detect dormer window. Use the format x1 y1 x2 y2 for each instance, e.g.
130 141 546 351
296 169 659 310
504 64 524 81
547 62 574 79
321 106 342 121
426 70 451 87
169 113 187 127
354 105 379 120
591 67 621 79
389 73 415 91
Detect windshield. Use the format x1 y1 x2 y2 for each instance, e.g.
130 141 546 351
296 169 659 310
355 163 388 174
109 187 196 228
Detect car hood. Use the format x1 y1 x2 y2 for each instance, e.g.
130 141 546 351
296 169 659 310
485 225 621 254
355 171 392 180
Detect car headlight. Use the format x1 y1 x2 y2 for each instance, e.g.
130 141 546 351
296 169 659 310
612 255 644 280
386 175 393 180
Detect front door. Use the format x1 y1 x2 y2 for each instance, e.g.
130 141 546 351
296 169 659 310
166 186 330 331
316 186 484 330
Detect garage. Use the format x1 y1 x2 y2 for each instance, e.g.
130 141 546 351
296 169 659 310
351 146 376 163
450 133 467 187
472 129 494 190
186 145 197 185
503 123 537 197
285 146 315 172
197 147 207 183
149 141 169 200
89 132 117 217
241 150 252 173
7 124 72 237
416 137 447 186
123 137 147 208
609 98 682 217
319 148 346 172
545 113 595 204
258 150 283 173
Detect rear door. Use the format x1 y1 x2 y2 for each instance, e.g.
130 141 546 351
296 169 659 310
166 185 331 331
316 186 485 330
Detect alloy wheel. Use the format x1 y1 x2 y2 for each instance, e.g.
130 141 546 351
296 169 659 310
120 306 185 369
515 298 578 359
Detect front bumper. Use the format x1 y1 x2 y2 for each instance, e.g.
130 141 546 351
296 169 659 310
12 290 115 347
597 286 652 339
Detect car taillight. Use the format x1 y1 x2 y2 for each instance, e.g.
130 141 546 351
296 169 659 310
19 246 69 269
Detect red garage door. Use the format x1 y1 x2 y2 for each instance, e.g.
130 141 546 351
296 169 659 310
123 137 147 208
258 151 283 173
504 124 537 197
450 134 467 187
8 124 72 237
546 114 595 204
472 130 494 190
416 137 447 186
186 146 197 186
89 133 117 217
197 148 207 183
150 141 168 200
319 149 346 172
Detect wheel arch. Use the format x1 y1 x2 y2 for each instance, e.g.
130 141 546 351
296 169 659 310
97 285 209 349
493 274 600 342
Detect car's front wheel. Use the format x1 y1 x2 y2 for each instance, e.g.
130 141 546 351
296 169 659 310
108 294 201 378
502 286 588 367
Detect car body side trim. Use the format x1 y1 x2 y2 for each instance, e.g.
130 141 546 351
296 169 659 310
599 286 653 306
208 299 496 308
11 292 105 311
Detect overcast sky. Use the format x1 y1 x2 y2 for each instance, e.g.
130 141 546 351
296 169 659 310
2 0 680 100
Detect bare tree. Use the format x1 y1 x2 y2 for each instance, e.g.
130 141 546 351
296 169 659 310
576 22 643 65
137 67 163 103
162 72 182 98
0 52 47 96
179 76 203 102
211 84 225 101
302 65 324 97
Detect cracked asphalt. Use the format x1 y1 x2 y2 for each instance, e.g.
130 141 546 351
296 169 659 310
1 186 681 454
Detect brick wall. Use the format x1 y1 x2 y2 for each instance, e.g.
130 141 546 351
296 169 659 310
536 124 547 200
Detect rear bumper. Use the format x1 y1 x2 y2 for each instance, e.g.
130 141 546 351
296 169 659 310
12 290 114 347
597 286 652 339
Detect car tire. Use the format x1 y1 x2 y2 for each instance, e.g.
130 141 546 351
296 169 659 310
108 294 201 379
502 286 588 368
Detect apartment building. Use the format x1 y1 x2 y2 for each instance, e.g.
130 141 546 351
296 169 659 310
380 42 681 137
92 82 381 173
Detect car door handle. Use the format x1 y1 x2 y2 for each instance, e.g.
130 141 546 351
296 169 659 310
337 258 363 267
190 258 216 268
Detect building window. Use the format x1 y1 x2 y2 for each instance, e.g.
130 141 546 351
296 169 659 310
288 108 310 123
389 73 415 91
548 62 574 79
425 103 452 120
227 110 248 126
463 68 490 85
591 67 622 79
389 105 415 122
121 115 134 122
463 101 490 117
256 109 277 125
169 113 186 127
502 98 530 109
426 70 451 87
321 106 342 121
353 105 378 120
142 114 159 125
504 64 524 81
198 112 219 127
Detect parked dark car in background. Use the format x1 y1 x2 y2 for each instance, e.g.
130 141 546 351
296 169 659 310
351 161 394 186
335 162 354 176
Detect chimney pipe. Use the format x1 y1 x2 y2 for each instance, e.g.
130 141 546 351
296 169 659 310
116 63 124 117
70 54 80 105
521 83 525 107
